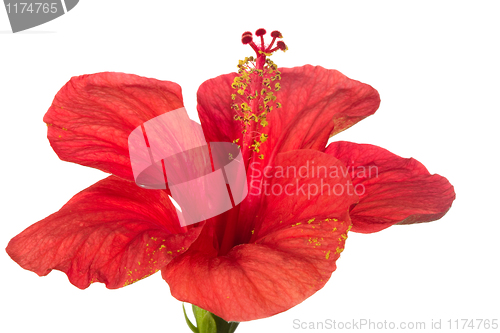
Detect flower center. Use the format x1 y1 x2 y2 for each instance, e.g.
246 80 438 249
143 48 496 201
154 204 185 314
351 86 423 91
231 29 287 161
218 30 288 257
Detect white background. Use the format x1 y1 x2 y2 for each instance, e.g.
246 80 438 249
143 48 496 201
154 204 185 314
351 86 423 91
1 1 499 332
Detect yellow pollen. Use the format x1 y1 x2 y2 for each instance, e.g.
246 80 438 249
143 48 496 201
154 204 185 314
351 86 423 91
230 42 284 156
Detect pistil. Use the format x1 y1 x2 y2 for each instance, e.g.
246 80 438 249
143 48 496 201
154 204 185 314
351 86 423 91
218 29 288 255
231 29 287 163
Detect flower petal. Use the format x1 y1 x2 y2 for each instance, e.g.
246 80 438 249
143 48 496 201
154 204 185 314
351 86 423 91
6 176 201 289
270 65 381 152
197 73 240 144
44 72 184 181
197 65 380 152
162 149 358 321
324 141 456 233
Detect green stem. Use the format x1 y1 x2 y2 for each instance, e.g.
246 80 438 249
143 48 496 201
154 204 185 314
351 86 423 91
183 304 240 333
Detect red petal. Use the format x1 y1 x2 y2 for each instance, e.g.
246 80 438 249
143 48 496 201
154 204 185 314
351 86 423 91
44 72 184 181
197 73 240 143
197 65 380 152
270 66 381 152
6 176 201 289
162 150 358 321
325 141 456 233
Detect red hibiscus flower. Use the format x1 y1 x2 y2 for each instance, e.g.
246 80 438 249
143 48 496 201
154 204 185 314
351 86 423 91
6 29 455 327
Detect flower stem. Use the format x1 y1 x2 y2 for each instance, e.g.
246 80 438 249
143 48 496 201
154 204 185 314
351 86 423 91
183 304 240 333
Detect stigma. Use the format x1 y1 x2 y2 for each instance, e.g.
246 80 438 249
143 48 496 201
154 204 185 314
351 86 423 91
231 29 288 160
